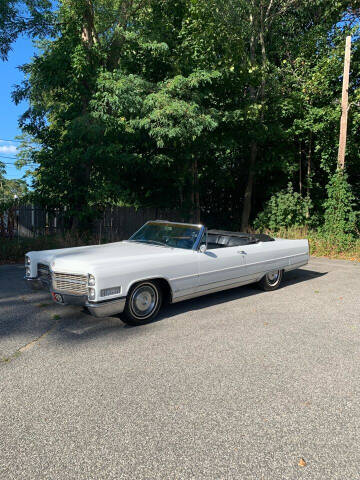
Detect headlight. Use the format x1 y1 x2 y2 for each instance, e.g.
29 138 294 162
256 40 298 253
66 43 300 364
88 274 96 286
25 256 31 265
25 267 31 277
88 288 96 300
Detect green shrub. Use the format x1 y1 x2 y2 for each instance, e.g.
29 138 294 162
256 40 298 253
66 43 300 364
254 183 311 231
321 169 358 245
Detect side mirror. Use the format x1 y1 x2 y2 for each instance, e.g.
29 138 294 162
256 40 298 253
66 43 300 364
199 244 207 253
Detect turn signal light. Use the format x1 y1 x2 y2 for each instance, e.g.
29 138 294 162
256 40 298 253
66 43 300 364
88 288 96 300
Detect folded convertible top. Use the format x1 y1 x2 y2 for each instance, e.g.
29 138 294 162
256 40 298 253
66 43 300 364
207 229 274 242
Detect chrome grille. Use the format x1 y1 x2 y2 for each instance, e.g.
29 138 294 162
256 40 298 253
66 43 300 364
53 272 88 295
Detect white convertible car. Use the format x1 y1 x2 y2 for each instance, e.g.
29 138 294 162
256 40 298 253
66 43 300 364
25 221 309 325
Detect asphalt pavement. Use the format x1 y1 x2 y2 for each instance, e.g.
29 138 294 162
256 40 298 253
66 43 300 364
1 258 360 479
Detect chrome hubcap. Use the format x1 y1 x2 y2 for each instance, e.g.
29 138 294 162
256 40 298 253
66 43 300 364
266 270 280 286
131 285 157 318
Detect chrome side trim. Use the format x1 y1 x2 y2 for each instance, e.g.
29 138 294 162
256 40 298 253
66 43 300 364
172 277 257 303
283 260 308 272
170 272 199 282
192 226 206 251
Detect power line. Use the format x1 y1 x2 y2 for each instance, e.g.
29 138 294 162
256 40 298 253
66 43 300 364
0 160 38 166
0 155 18 160
0 155 37 165
2 163 37 166
2 161 37 164
0 138 27 143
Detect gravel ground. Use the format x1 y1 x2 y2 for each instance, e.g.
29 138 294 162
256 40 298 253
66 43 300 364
0 258 359 480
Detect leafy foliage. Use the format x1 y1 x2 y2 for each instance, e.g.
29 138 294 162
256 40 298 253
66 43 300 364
0 0 54 60
322 169 358 240
0 166 28 213
2 0 360 233
254 184 312 231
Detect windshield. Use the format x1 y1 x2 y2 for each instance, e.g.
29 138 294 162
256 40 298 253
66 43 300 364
129 222 201 250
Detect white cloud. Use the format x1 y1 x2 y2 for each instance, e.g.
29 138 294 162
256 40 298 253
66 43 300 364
0 145 17 154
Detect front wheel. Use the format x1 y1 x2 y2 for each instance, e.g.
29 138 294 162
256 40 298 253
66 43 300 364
258 269 283 291
121 281 162 326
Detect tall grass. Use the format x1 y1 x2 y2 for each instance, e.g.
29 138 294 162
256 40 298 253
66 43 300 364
264 227 360 261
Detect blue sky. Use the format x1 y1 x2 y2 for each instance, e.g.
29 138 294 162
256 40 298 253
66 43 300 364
0 36 34 181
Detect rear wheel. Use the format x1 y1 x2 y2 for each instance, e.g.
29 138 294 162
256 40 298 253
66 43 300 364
122 281 162 326
258 269 283 291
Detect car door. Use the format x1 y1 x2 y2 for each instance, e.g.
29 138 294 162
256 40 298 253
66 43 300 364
197 243 247 293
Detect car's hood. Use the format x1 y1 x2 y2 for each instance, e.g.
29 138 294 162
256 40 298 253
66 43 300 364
28 241 186 274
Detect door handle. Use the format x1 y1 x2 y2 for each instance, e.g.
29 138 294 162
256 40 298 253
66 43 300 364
237 250 247 255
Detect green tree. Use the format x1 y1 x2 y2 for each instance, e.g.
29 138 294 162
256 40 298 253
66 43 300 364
0 0 54 60
11 0 360 233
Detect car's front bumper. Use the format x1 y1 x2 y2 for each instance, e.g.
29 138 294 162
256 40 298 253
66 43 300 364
25 277 126 318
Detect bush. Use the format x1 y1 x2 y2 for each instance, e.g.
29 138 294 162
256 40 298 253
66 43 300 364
254 183 311 231
321 169 358 244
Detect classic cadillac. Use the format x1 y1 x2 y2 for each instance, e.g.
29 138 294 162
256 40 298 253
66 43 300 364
25 221 309 325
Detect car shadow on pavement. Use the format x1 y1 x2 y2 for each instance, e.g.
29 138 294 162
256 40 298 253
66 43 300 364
0 267 327 347
156 268 328 322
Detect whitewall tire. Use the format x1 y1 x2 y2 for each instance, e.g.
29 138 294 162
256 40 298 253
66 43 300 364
122 281 162 326
258 270 283 291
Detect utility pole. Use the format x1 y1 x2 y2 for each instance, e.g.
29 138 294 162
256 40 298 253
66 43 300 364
337 35 351 169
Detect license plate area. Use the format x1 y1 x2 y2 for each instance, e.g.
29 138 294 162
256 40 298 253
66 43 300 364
52 292 64 304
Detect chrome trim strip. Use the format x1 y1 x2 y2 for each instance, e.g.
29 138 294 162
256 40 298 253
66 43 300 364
172 277 256 303
193 225 206 251
283 260 308 272
53 278 87 285
170 272 199 281
151 219 203 227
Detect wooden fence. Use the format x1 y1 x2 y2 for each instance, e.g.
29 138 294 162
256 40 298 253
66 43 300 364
1 204 184 241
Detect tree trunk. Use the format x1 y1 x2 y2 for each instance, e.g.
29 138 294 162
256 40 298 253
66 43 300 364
191 158 201 224
69 1 97 234
241 4 268 231
306 132 312 218
299 140 302 195
241 9 258 231
81 0 98 47
0 212 5 237
241 141 257 231
306 133 312 197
